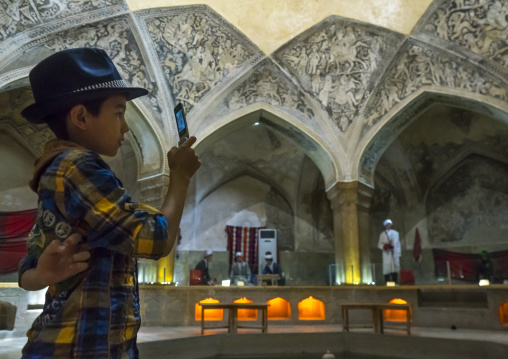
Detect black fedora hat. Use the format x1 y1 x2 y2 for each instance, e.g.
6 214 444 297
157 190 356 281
21 48 149 124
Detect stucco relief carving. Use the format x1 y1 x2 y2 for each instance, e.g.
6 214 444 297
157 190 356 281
0 0 122 42
363 41 508 129
274 20 401 133
141 9 258 115
422 0 508 68
226 64 315 120
0 88 54 155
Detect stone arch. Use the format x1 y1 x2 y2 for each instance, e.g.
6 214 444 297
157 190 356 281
0 123 38 159
425 151 508 245
194 103 341 190
198 167 293 211
356 89 508 187
424 147 508 203
125 100 166 181
0 66 166 186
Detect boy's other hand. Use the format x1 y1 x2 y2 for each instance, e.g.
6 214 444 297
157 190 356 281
36 233 91 286
167 136 201 180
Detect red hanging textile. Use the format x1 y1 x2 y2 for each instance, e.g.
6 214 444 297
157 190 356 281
0 209 36 274
432 248 508 282
0 239 28 274
432 249 479 282
0 209 37 239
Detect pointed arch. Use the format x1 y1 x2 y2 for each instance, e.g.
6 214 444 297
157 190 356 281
356 89 508 187
194 103 342 190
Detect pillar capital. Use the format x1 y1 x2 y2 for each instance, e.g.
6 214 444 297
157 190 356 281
327 181 374 212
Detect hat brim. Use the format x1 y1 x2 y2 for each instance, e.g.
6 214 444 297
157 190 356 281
22 87 148 124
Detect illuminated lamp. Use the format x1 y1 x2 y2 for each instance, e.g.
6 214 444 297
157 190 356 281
195 298 223 321
385 298 409 322
267 297 291 320
298 296 325 320
499 302 508 325
479 279 490 286
234 297 257 320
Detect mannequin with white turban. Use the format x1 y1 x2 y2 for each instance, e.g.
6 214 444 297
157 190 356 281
262 251 284 285
230 251 252 285
377 219 401 283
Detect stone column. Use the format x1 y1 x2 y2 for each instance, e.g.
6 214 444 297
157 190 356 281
327 181 374 284
156 246 177 283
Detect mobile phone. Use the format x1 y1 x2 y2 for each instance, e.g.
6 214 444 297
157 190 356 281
174 102 189 146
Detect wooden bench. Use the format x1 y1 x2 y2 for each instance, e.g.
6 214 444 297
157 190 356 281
341 302 412 335
200 303 269 335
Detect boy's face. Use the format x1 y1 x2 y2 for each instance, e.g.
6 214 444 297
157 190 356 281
85 94 128 157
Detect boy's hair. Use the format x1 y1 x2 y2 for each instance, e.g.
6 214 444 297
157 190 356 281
45 97 108 140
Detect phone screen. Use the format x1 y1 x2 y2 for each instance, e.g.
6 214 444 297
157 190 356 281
175 108 186 135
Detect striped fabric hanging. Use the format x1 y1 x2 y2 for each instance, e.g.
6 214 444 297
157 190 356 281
225 225 264 274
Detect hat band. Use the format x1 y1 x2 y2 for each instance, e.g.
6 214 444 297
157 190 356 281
73 79 129 93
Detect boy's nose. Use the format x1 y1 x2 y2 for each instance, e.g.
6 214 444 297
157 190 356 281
121 118 129 134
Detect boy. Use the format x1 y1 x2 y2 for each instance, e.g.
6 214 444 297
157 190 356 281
18 48 200 358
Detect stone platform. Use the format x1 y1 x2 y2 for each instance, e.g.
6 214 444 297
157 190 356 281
138 284 508 331
1 283 507 339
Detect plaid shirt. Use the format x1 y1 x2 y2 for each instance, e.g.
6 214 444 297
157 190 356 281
18 141 169 359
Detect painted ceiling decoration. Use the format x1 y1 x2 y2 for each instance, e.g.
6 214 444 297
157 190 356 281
1 0 508 189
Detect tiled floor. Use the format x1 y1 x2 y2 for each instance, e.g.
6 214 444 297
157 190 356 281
2 324 507 359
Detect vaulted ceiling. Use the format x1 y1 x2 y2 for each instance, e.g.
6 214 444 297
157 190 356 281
1 0 508 204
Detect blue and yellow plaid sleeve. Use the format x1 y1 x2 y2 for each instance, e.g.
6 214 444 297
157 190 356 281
55 150 169 258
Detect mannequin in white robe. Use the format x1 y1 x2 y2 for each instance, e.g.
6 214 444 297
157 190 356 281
377 219 401 283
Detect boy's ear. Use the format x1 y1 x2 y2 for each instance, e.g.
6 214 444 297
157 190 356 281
68 105 88 130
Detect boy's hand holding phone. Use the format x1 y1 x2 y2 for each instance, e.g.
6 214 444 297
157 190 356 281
167 136 201 181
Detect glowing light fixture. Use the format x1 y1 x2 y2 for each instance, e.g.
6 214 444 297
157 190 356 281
221 279 230 287
298 296 325 320
385 298 409 322
499 302 508 325
267 297 291 320
234 297 257 320
479 279 490 286
195 298 223 321
386 281 396 287
237 281 245 286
